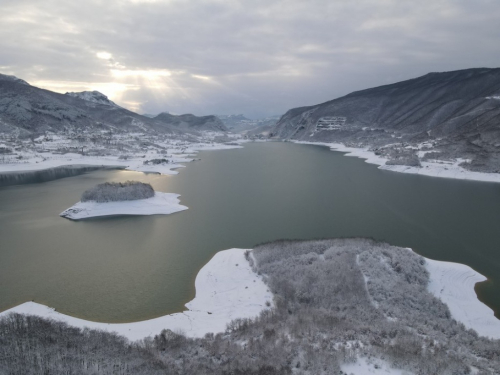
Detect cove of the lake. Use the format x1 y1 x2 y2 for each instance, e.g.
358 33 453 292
0 142 499 322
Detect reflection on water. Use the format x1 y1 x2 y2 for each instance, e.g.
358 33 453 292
0 142 499 322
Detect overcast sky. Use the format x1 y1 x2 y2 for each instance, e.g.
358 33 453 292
1 0 499 118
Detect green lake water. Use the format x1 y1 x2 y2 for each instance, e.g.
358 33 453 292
0 142 499 322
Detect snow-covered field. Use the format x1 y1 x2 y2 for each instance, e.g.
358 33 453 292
341 356 414 375
60 192 188 220
0 249 273 341
294 141 500 183
425 257 500 339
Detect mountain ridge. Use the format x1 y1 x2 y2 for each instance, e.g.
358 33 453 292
0 74 227 136
65 91 121 108
273 67 500 172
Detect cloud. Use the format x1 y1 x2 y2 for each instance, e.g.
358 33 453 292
0 0 499 118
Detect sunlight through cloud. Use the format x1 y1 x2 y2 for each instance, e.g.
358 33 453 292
191 74 211 81
96 52 113 60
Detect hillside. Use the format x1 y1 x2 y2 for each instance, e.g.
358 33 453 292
65 91 122 108
0 74 227 136
154 112 227 132
273 68 500 172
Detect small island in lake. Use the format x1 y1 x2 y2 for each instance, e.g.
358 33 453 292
60 181 188 220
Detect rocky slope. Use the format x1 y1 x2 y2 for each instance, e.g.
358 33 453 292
273 68 500 172
0 74 227 136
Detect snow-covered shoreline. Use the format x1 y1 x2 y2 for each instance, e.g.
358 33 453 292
0 248 273 341
60 192 188 220
425 257 500 339
0 246 498 341
294 141 500 183
0 142 243 179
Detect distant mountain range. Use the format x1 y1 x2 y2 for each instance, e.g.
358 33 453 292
273 68 500 172
0 74 227 136
155 112 226 132
217 114 281 134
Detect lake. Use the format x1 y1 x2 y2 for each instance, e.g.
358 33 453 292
0 142 499 322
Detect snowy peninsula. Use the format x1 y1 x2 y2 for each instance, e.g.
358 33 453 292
2 245 498 342
2 239 500 373
0 249 273 341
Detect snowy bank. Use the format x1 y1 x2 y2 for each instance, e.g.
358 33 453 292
0 142 244 182
341 356 412 375
294 141 500 184
60 192 188 220
425 257 500 339
0 249 273 341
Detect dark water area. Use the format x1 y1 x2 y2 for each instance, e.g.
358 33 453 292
0 142 499 322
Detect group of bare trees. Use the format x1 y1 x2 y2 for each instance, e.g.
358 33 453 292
1 238 499 374
81 181 154 203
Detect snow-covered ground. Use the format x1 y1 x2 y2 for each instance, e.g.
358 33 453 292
425 257 500 339
0 131 243 177
60 192 188 220
341 356 414 375
0 248 273 341
294 141 500 183
342 251 500 374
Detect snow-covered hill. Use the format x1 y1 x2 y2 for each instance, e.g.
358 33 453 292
274 68 500 173
65 91 121 108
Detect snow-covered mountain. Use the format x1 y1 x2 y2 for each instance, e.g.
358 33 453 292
0 74 228 136
65 91 121 108
273 68 500 173
0 74 29 86
155 112 227 132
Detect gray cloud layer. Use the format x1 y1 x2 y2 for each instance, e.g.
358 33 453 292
1 0 499 118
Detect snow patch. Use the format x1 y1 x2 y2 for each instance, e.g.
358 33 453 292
425 257 500 339
341 356 413 374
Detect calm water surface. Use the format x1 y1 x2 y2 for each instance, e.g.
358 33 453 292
0 142 499 322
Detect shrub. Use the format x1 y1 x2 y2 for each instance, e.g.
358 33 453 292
144 158 169 165
81 181 154 202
